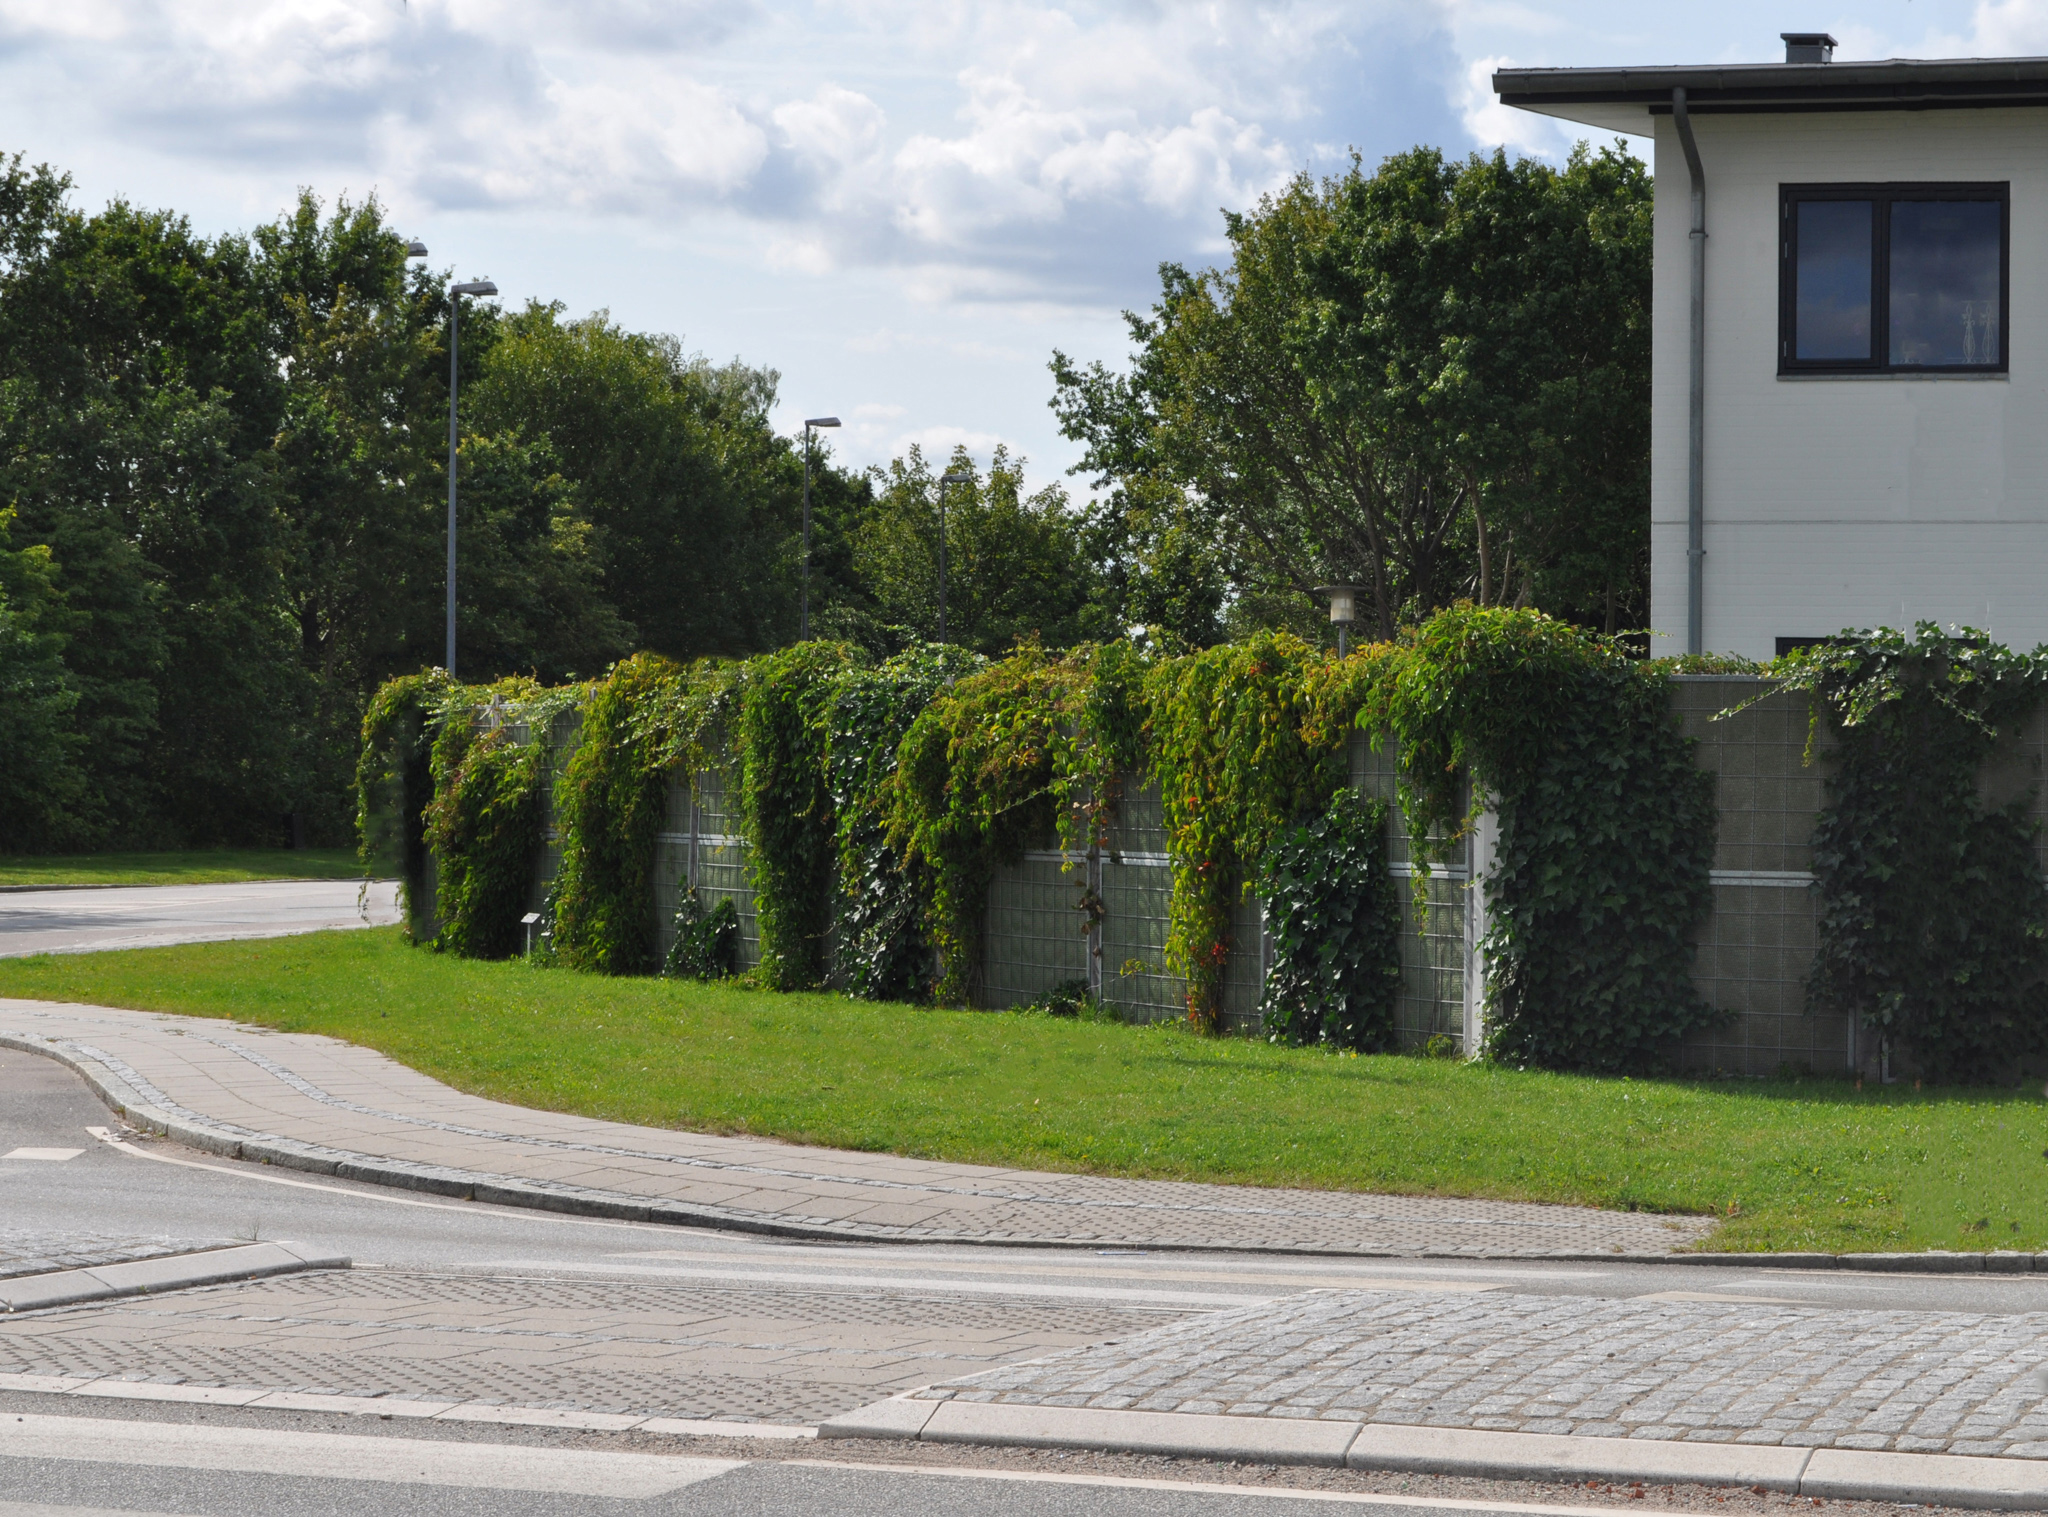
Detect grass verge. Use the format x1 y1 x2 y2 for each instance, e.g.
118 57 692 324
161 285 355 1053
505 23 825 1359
0 850 365 887
0 927 2039 1254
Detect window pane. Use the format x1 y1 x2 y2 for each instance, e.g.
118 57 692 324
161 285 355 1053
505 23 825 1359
1795 200 1873 360
1889 200 2002 366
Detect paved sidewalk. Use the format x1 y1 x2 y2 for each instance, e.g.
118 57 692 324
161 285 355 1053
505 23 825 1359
906 1287 2048 1457
0 1000 1712 1256
0 881 400 958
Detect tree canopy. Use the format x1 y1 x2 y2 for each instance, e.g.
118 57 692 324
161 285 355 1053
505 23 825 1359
1051 143 1652 642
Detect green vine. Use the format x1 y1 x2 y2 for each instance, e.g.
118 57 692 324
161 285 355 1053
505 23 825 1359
1258 788 1401 1050
736 641 857 989
420 678 579 960
831 644 983 1001
891 643 1100 1005
550 652 679 974
1769 624 2048 1082
1362 605 1719 1071
356 668 453 942
1143 631 1367 1028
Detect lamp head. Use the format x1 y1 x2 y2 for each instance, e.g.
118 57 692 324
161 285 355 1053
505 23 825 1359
451 279 498 297
404 240 429 258
1314 583 1361 626
804 416 841 428
940 472 973 485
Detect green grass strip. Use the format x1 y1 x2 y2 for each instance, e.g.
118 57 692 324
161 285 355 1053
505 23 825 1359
0 927 2039 1255
0 850 367 887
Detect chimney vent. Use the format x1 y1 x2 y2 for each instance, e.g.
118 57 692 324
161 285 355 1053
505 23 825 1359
1781 32 1837 63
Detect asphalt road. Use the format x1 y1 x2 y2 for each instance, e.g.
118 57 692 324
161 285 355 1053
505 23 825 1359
0 882 400 958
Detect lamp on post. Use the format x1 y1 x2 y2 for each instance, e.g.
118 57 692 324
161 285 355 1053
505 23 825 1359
445 276 499 677
1316 583 1362 657
801 417 841 640
937 471 973 645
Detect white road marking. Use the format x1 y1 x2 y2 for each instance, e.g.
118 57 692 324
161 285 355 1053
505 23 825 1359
792 1458 1683 1513
0 1149 82 1162
0 1413 744 1497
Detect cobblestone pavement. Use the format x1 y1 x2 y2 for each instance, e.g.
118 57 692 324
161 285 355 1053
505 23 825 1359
0 1001 1714 1255
0 1268 1199 1425
915 1288 2048 1459
0 1227 232 1280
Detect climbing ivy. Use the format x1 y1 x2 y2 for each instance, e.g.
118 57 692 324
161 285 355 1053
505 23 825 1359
1361 605 1719 1071
1770 624 2048 1082
422 678 557 959
550 653 680 974
891 643 1106 1005
831 644 984 1001
1144 631 1373 1027
356 669 453 942
1258 788 1402 1051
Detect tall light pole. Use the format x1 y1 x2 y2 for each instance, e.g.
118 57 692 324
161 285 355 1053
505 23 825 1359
801 416 840 640
937 471 972 644
445 277 498 676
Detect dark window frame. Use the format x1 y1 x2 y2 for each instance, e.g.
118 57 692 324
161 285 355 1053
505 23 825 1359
1779 181 2010 375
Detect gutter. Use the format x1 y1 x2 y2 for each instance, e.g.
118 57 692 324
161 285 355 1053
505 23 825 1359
1673 87 1706 656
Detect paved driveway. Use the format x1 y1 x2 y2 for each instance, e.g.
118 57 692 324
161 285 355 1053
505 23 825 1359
0 881 401 958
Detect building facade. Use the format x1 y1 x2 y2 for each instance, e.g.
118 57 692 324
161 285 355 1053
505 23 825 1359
1498 45 2048 660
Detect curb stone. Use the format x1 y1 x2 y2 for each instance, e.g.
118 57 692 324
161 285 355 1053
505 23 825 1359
0 1241 348 1313
820 1399 2048 1511
6 1027 2038 1270
0 1372 814 1440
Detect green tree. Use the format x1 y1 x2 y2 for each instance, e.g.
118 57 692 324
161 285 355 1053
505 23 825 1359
853 444 1100 658
1051 143 1652 642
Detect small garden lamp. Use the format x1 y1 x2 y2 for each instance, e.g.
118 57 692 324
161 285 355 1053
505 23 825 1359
446 276 499 677
1316 583 1362 656
938 471 973 645
801 417 841 639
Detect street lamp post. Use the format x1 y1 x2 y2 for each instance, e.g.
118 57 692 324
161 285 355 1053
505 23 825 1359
937 471 973 644
1315 583 1362 657
801 417 841 640
445 277 498 677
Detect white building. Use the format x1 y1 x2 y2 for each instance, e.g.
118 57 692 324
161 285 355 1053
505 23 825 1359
1497 37 2048 660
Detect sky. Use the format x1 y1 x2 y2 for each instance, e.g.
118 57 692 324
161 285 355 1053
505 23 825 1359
3 1 2045 489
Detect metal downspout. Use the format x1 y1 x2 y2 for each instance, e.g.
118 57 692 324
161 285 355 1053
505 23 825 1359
1673 87 1707 656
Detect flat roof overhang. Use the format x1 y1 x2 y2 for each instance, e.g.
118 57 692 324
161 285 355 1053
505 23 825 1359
1495 56 2048 135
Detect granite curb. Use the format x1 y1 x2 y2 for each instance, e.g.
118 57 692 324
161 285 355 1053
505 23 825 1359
0 1241 348 1314
7 1025 2037 1270
819 1398 2048 1510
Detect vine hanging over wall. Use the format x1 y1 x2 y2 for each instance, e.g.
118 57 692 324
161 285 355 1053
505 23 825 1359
1361 605 1719 1071
357 669 453 942
1771 624 2048 1082
831 644 984 1001
736 641 857 990
891 642 1110 1006
1144 631 1373 1028
550 652 680 974
1258 788 1401 1050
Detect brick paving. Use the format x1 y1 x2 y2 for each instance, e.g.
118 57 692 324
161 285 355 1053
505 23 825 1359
0 1227 232 1280
0 1268 1195 1425
916 1288 2048 1458
0 1000 1713 1256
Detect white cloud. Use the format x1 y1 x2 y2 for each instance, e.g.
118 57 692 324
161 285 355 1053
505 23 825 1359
1457 53 1570 156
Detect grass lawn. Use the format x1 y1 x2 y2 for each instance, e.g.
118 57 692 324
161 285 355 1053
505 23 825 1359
0 850 366 887
0 926 2039 1255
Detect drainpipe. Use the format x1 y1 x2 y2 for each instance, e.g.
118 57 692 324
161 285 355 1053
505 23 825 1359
1672 87 1707 656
